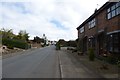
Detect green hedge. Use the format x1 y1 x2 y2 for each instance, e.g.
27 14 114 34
2 38 30 49
88 48 95 61
55 43 61 50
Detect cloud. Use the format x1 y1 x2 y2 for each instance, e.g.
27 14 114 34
0 0 108 41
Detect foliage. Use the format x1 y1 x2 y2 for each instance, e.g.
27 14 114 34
106 55 120 64
76 38 81 51
33 36 45 47
1 28 14 39
106 56 116 64
58 39 67 47
7 44 14 49
56 39 77 47
33 36 45 43
2 38 30 49
75 38 84 52
17 30 29 41
67 40 77 47
33 36 41 43
55 42 61 50
1 28 29 42
88 48 95 61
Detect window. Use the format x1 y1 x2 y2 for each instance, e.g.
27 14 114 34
116 7 120 15
107 32 120 53
111 5 115 10
79 26 84 33
112 10 115 17
107 8 110 12
107 2 120 19
107 13 111 19
89 18 96 29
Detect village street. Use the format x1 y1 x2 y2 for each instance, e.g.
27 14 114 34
2 45 106 79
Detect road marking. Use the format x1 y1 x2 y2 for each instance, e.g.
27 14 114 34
57 51 63 78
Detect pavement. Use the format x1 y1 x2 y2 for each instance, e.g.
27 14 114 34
59 47 119 79
57 49 103 78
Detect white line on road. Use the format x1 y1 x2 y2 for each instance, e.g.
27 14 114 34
57 51 63 78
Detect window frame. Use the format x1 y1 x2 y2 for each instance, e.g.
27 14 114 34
79 26 84 33
107 32 120 53
88 18 96 29
107 2 120 19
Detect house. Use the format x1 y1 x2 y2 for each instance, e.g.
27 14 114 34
77 2 120 56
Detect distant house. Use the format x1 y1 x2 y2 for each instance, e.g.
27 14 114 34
77 2 120 56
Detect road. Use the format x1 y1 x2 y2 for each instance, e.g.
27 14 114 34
2 45 103 78
3 45 60 78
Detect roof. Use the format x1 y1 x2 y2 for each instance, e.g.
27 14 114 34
76 2 115 30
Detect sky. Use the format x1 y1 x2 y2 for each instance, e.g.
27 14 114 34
0 0 109 41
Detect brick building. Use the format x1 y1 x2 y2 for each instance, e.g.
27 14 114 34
77 2 120 56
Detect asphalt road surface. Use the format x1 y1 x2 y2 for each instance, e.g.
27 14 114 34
3 45 60 78
2 45 104 78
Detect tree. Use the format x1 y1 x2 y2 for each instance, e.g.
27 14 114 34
23 32 29 41
33 36 41 43
67 40 77 47
1 28 14 39
17 30 29 41
57 39 67 47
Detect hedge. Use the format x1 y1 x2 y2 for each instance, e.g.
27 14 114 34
2 38 30 49
88 48 95 61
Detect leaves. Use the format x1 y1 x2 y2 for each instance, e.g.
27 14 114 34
17 30 29 41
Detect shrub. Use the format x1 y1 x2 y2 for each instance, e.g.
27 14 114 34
56 43 61 50
2 38 30 49
88 48 95 61
7 44 14 49
106 56 116 64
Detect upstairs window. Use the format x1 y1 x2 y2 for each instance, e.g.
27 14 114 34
107 2 120 19
89 18 96 29
79 26 84 33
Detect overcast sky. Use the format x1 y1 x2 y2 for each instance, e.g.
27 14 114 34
0 0 108 41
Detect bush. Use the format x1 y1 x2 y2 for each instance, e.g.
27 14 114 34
106 56 116 64
106 55 119 64
56 43 61 50
7 44 14 49
88 48 95 61
2 38 30 49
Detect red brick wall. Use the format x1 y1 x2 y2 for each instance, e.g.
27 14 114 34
78 29 84 39
97 10 107 31
107 15 119 32
97 8 119 33
85 26 97 37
